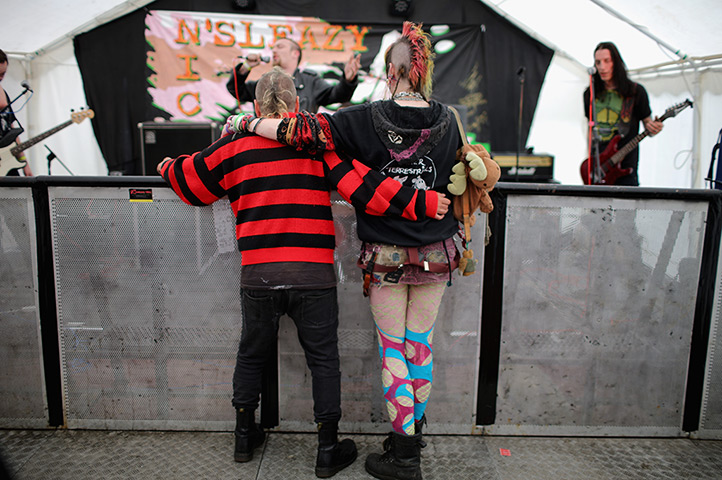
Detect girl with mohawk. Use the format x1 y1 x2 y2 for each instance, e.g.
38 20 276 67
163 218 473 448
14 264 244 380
227 22 463 480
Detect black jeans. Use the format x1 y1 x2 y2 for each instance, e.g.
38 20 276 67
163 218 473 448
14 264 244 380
232 287 341 423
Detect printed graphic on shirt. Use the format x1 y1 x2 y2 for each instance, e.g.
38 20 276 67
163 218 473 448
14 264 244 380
594 89 623 142
382 155 438 191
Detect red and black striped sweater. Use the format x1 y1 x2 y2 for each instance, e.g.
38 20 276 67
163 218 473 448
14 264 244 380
159 132 439 267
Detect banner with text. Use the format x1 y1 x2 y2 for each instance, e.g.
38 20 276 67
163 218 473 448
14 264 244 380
145 11 488 143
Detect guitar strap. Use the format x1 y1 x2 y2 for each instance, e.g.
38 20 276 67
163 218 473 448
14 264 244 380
448 106 474 244
617 95 635 139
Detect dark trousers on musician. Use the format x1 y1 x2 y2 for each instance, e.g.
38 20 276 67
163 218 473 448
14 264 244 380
232 287 342 423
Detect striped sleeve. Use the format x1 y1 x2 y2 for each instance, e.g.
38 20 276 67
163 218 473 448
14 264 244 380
322 151 438 221
158 138 228 206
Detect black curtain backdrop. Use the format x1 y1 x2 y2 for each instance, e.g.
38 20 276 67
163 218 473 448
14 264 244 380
75 0 552 174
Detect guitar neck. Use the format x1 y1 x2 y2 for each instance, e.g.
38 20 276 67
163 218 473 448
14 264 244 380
609 130 649 166
608 109 678 167
588 100 691 182
10 119 74 156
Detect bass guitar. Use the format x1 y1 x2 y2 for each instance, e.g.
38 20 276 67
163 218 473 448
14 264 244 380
580 99 692 185
0 108 94 175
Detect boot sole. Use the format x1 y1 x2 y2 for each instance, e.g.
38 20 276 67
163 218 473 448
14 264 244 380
234 439 265 463
314 449 358 478
364 464 422 480
234 452 253 463
364 463 397 480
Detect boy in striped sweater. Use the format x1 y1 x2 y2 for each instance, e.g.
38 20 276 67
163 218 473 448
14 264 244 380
158 67 448 478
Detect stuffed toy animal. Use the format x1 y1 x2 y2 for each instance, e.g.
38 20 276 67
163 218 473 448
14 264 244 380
446 106 501 276
448 143 500 276
448 143 500 221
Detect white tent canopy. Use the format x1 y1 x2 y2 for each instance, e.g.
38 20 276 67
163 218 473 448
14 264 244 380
3 0 722 186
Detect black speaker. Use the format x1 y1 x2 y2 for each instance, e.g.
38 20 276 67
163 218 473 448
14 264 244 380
138 122 219 176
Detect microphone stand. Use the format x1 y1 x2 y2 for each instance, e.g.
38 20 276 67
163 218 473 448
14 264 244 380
515 66 525 181
587 70 602 184
45 145 75 175
0 86 30 114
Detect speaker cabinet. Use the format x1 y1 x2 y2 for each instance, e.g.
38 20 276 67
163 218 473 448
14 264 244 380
138 122 219 176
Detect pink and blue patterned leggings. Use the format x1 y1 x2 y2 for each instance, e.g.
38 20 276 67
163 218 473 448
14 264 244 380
368 282 446 435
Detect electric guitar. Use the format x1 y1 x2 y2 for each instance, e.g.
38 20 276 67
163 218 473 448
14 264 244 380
0 108 94 176
580 99 693 185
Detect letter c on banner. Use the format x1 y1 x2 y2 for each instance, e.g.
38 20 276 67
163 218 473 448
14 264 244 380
178 91 202 117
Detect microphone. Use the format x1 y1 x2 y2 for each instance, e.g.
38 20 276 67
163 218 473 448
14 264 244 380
21 80 32 92
587 66 597 75
216 55 271 76
516 66 526 77
238 55 270 63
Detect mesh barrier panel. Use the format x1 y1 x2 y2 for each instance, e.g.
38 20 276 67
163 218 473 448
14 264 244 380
0 189 46 428
51 187 241 430
51 188 482 432
490 195 707 436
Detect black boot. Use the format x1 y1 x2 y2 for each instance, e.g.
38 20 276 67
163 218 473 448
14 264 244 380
365 432 423 480
315 421 358 478
234 407 265 463
383 416 427 451
414 416 427 448
414 415 426 435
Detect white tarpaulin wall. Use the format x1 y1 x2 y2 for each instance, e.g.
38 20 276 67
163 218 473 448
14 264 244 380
3 0 722 185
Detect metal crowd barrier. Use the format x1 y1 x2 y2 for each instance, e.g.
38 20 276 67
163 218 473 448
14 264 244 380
1 176 720 439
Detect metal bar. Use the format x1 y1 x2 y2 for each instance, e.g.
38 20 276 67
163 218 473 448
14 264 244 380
588 0 688 61
32 178 65 427
683 194 722 431
476 189 507 425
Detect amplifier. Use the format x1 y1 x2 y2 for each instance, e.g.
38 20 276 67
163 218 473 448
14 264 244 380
139 121 219 176
493 152 555 182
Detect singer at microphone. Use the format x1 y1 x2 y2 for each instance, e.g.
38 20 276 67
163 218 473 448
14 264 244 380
225 38 360 114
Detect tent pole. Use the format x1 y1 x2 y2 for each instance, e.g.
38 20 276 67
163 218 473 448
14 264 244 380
629 55 722 76
692 69 702 188
588 0 688 61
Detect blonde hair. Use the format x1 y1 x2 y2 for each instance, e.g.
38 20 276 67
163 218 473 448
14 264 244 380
255 67 296 117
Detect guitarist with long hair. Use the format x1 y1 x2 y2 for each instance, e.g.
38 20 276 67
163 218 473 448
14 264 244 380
583 42 663 185
0 49 32 176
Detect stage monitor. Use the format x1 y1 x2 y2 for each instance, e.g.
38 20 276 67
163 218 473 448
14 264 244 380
139 122 219 176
